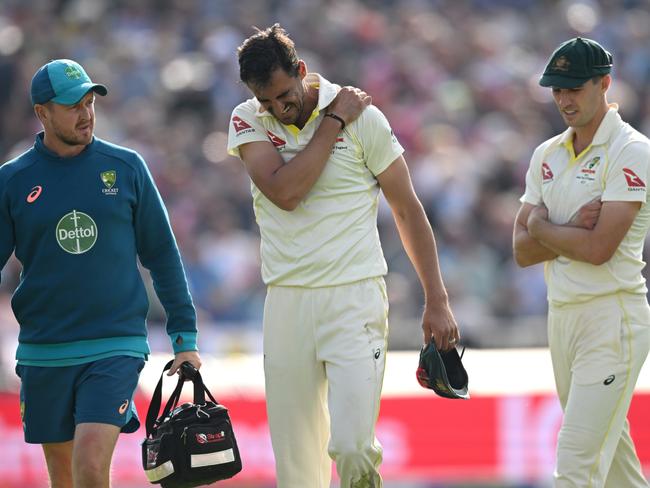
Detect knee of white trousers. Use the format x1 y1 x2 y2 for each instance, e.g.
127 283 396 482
553 470 588 488
554 464 599 488
555 425 609 487
329 439 383 487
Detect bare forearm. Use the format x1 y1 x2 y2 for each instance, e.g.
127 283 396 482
528 218 596 263
393 203 448 305
513 223 558 267
270 117 343 208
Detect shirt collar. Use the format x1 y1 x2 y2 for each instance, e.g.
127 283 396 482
557 103 621 148
255 73 340 120
313 73 339 111
34 131 96 160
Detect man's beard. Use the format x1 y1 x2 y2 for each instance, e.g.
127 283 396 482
54 124 93 147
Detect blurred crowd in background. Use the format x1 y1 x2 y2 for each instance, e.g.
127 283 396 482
1 0 650 363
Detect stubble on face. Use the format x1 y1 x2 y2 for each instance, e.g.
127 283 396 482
47 95 95 148
51 117 94 147
36 91 98 158
273 88 304 126
553 79 602 129
251 69 311 127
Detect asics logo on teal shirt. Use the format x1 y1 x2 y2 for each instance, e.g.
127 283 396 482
56 210 98 254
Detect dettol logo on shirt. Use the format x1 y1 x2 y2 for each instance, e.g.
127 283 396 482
56 210 98 254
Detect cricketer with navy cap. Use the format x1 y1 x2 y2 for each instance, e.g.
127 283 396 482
514 38 650 487
0 59 202 487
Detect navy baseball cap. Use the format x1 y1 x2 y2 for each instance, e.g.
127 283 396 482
539 37 612 89
31 59 107 106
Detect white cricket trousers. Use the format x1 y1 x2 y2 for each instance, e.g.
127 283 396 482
263 277 389 488
548 293 650 488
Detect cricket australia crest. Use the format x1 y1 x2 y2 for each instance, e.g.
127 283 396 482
101 170 119 195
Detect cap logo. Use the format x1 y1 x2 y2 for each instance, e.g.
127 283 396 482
64 64 82 80
551 56 571 72
434 378 451 393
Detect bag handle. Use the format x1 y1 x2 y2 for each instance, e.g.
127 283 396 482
144 360 219 438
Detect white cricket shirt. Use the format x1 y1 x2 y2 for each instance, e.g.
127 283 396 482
227 74 404 287
521 105 650 304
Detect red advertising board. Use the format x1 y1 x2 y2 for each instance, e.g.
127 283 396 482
1 392 649 487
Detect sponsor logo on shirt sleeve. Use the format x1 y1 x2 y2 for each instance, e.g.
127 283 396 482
232 116 255 135
266 130 286 150
542 162 554 182
623 167 646 191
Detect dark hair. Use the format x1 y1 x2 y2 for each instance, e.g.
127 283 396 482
237 24 300 88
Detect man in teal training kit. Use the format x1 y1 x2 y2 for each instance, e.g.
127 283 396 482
0 59 201 488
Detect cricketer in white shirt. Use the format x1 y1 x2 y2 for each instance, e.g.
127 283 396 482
514 38 650 487
228 56 457 487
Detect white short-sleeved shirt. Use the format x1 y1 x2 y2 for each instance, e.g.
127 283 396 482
227 74 404 287
521 105 650 304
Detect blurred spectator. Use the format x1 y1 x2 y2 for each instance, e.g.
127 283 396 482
2 0 650 360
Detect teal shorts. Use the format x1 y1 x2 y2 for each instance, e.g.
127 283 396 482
15 355 145 444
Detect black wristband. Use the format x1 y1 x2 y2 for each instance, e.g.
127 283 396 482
324 112 346 130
